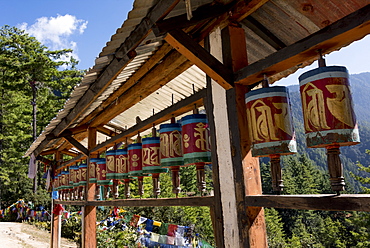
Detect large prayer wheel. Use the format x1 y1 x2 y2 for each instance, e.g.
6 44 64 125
299 65 360 193
78 163 88 187
246 86 296 192
299 66 360 148
245 86 297 157
160 121 183 195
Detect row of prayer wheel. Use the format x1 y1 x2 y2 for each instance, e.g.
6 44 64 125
54 113 211 200
55 58 360 199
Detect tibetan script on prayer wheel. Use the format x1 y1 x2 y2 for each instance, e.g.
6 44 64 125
159 123 183 168
116 149 129 179
89 158 99 183
245 86 297 157
96 158 112 186
128 143 143 177
299 66 360 148
106 150 116 180
79 163 87 186
181 114 211 165
143 137 167 174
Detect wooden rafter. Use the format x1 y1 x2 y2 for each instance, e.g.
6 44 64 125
64 136 89 156
165 29 233 90
235 4 370 85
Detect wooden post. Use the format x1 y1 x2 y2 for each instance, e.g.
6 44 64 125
221 24 268 247
205 27 241 248
82 127 97 248
50 151 61 248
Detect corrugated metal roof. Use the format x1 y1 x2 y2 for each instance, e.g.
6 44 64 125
25 0 370 157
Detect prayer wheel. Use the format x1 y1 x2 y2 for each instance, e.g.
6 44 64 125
160 120 183 196
299 65 360 193
142 126 168 197
78 163 87 200
89 158 99 184
245 86 297 192
116 147 131 198
128 134 145 197
69 165 78 200
73 165 80 200
181 114 211 194
60 171 67 200
65 171 72 200
106 150 119 198
96 158 113 199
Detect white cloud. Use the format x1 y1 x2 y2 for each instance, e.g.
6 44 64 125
19 14 88 62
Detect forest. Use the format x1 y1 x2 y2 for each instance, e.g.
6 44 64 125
1 25 370 247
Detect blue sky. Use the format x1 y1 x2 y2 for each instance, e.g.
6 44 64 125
1 0 369 86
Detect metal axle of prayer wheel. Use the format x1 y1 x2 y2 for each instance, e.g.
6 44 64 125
181 107 211 195
299 53 360 194
160 117 183 197
142 125 168 198
245 78 297 193
116 140 131 198
128 133 146 198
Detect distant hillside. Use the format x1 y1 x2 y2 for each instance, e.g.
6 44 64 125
285 72 370 192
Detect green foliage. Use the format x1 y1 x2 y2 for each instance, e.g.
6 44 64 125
0 25 83 205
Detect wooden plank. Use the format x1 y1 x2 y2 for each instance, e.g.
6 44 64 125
60 149 79 157
79 43 173 127
229 0 269 22
64 136 89 156
206 28 240 247
165 29 233 90
55 196 214 207
114 0 180 59
245 194 370 212
222 25 267 248
235 4 370 85
89 50 190 127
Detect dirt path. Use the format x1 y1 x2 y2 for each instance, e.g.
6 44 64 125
0 222 78 248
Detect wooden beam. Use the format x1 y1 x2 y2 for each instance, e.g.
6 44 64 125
165 29 233 90
55 196 214 207
97 126 120 137
36 156 52 165
89 50 190 127
245 194 370 212
153 2 230 36
235 4 370 85
222 25 267 247
241 16 286 50
64 136 89 156
83 127 97 248
40 149 58 156
58 154 85 171
60 149 79 157
229 0 269 23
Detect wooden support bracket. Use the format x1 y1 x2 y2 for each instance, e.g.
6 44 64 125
164 29 234 90
64 136 89 156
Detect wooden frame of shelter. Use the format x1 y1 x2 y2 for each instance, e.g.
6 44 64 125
26 1 370 247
